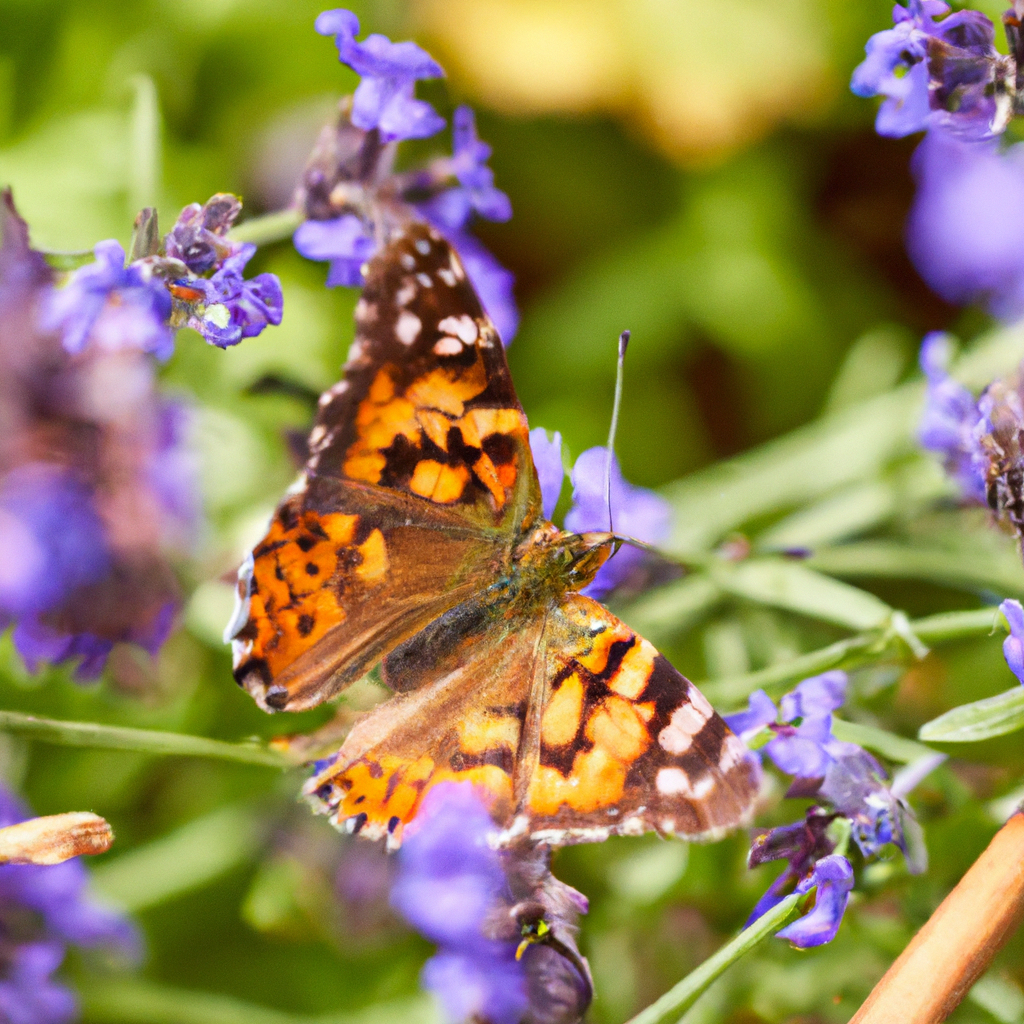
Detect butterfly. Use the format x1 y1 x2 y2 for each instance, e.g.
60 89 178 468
227 221 759 847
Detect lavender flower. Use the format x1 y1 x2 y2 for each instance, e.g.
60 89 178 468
177 244 284 348
164 193 243 274
563 447 671 599
906 132 1024 320
725 672 847 779
315 9 445 142
1000 598 1024 684
0 784 139 1024
0 190 195 680
528 428 565 520
851 2 1011 139
392 784 592 1024
40 240 173 360
918 332 986 501
775 854 855 948
293 214 376 289
293 14 518 339
419 107 512 232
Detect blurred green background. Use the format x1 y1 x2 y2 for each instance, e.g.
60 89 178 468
1 2 1023 1023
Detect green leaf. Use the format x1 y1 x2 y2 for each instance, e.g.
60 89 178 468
919 686 1024 743
128 75 161 215
90 804 264 912
717 560 892 630
808 542 1024 599
0 710 291 767
831 719 938 764
228 207 303 246
622 893 802 1024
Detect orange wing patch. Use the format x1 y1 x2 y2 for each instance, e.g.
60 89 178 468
231 504 385 686
519 595 760 845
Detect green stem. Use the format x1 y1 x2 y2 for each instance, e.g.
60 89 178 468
704 607 1001 705
622 893 803 1024
228 208 304 246
0 711 291 767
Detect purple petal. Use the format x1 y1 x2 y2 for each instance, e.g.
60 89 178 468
724 689 779 739
765 732 833 779
907 131 1024 321
780 671 848 721
776 855 854 948
529 428 565 520
564 446 671 598
421 950 528 1024
1001 598 1024 684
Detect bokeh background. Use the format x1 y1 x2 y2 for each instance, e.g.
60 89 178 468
1 2 1023 1023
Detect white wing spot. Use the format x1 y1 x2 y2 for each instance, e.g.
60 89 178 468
438 314 478 344
659 702 711 755
395 311 422 346
433 336 463 356
437 268 456 287
396 280 417 307
416 272 433 288
656 768 716 800
415 238 431 255
400 253 416 270
449 254 465 280
309 424 326 447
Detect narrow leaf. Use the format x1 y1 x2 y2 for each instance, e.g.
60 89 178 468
919 686 1024 743
0 710 291 766
831 720 938 765
718 560 892 630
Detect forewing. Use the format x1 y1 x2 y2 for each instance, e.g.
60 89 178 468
230 222 541 711
519 595 759 845
302 602 546 845
309 222 539 532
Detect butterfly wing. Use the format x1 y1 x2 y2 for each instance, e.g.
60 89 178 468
303 593 758 846
231 223 540 712
520 594 759 844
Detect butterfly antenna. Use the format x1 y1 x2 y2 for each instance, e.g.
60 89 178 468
604 330 630 534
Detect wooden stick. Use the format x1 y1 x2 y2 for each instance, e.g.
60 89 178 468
850 812 1024 1024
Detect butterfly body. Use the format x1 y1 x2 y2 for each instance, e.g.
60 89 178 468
229 221 759 847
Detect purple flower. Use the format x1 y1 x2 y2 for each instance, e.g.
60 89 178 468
0 784 139 1024
906 131 1024 320
392 784 592 1024
1000 598 1024 684
315 9 445 143
529 428 565 520
563 447 671 598
917 332 986 501
0 191 194 682
851 2 1009 139
725 672 848 780
775 855 854 948
392 784 528 1024
40 240 173 360
0 466 109 619
293 214 376 288
178 244 283 348
164 194 243 274
419 107 512 232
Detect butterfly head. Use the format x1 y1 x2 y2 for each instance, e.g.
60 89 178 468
513 524 616 597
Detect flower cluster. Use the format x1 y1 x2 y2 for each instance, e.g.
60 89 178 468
0 784 138 1024
292 10 517 342
45 195 283 355
0 191 198 679
391 784 592 1024
726 671 929 947
853 2 1024 319
528 431 672 598
916 332 1024 546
